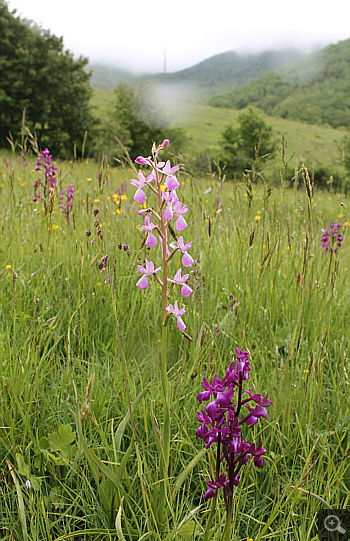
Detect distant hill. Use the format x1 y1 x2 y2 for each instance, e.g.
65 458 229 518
208 39 350 128
151 49 304 93
88 64 143 89
87 49 304 96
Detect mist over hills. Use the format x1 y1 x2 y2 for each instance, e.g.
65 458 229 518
88 39 350 129
208 39 350 128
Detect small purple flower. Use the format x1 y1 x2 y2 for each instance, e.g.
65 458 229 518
130 171 153 204
321 221 344 255
170 236 194 267
140 216 158 247
25 480 31 489
136 258 161 290
135 156 149 165
162 160 179 177
168 268 193 297
173 201 189 231
166 300 186 330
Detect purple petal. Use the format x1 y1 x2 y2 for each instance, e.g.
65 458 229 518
177 316 186 331
146 232 158 247
165 175 180 190
134 188 146 204
204 488 215 500
136 275 149 290
181 284 193 297
163 205 173 221
182 252 194 267
175 216 187 231
135 156 148 164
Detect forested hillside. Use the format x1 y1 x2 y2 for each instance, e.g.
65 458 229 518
88 49 304 95
208 39 350 128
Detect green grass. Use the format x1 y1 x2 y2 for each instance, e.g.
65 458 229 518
91 88 347 176
0 145 349 540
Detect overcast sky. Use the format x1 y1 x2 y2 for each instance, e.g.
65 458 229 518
7 0 350 73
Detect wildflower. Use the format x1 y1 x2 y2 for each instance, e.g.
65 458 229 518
25 480 31 489
168 268 193 297
173 201 189 231
196 348 272 505
170 236 194 267
321 221 344 255
140 216 158 247
130 171 152 203
136 258 161 290
166 301 186 330
6 264 11 270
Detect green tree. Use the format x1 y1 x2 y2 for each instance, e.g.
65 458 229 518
220 107 275 177
0 1 95 156
101 82 185 160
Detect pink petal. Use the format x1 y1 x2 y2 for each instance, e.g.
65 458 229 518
136 274 149 290
165 175 180 190
135 156 148 164
177 316 186 331
134 188 146 204
146 232 158 247
181 284 193 297
182 252 194 267
163 205 173 221
175 216 187 231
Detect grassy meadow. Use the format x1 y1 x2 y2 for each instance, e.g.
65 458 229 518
0 143 349 541
91 88 346 177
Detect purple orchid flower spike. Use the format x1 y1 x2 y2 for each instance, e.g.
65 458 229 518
166 300 186 330
136 258 161 290
170 236 194 267
140 216 158 247
168 268 193 297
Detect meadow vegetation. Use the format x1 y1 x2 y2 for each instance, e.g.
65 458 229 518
1 4 350 539
0 139 349 540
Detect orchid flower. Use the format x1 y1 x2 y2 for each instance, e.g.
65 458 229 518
168 268 193 297
140 216 158 247
173 200 189 231
136 258 161 290
166 300 186 330
170 236 194 267
130 171 154 203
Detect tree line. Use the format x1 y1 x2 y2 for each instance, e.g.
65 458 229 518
1 0 350 188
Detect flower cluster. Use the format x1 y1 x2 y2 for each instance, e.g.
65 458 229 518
321 221 344 255
33 148 57 203
196 348 272 502
60 184 74 224
130 139 194 332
